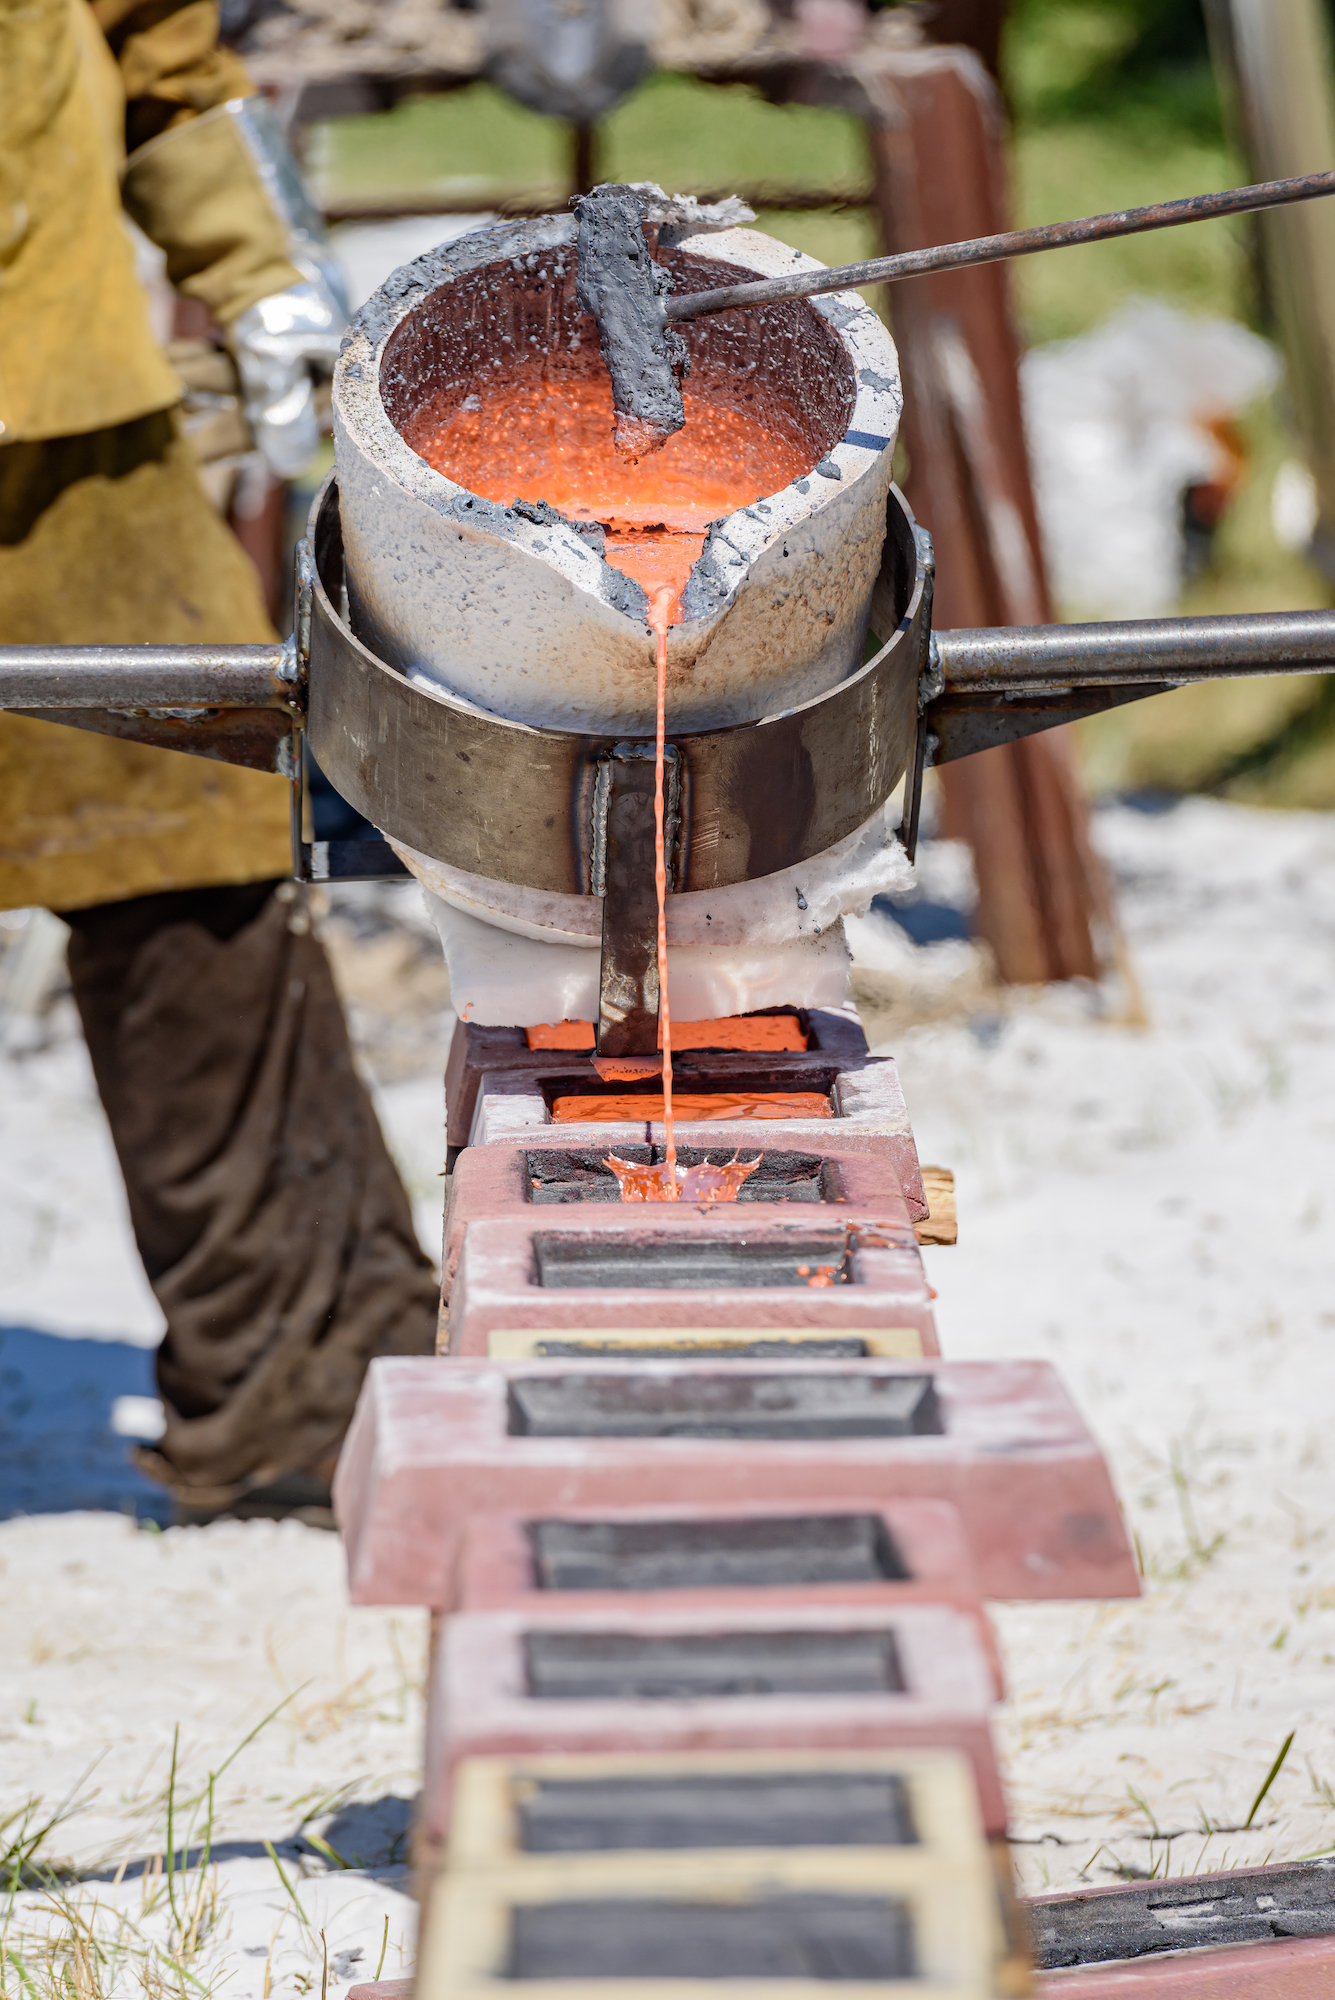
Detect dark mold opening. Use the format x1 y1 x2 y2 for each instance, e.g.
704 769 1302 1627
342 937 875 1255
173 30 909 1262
506 1370 943 1439
522 1626 905 1700
531 1228 851 1290
527 1512 911 1592
516 1768 918 1852
505 1891 914 1981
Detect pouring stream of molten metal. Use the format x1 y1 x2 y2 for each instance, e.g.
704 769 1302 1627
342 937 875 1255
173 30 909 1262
603 593 761 1203
422 370 805 1198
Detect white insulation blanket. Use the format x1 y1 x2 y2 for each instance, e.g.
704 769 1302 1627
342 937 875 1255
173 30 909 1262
393 800 913 1025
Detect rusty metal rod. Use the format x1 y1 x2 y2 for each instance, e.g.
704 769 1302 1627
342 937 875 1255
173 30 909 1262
933 610 1335 693
0 644 296 710
663 167 1335 322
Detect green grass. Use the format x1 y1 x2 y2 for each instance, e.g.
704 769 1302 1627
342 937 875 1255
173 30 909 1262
313 71 872 208
1002 0 1248 342
312 74 884 302
1009 124 1246 345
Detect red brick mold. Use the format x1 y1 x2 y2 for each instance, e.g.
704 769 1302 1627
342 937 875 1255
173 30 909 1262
453 1498 1005 1694
441 1142 915 1303
444 1208 939 1357
333 1355 1141 1609
419 1600 1007 1852
467 1057 928 1220
443 1008 870 1155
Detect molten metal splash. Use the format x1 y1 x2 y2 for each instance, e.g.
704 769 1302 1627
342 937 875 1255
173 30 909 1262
607 1150 763 1204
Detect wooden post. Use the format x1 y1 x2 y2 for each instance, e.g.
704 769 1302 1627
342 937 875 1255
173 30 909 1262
862 42 1111 984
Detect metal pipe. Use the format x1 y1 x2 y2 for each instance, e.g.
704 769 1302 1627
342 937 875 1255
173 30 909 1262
0 644 296 711
934 610 1335 693
662 168 1335 325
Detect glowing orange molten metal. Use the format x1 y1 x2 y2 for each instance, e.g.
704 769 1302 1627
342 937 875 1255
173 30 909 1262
420 374 809 623
423 370 818 1199
607 1151 763 1203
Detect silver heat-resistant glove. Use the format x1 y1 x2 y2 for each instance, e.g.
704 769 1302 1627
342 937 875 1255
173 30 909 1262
229 276 345 480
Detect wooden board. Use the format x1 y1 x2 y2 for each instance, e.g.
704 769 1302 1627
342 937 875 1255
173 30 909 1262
916 1166 957 1247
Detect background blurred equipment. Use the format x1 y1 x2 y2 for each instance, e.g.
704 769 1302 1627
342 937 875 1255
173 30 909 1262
484 0 657 126
1022 303 1281 619
1204 0 1335 585
868 38 1108 985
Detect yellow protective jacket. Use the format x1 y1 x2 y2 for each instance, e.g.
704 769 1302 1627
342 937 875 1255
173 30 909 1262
0 0 302 442
0 0 306 912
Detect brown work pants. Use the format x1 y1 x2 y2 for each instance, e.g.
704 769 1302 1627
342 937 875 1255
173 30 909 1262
62 878 439 1505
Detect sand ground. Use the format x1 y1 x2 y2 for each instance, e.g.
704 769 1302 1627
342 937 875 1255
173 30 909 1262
2 796 1333 1992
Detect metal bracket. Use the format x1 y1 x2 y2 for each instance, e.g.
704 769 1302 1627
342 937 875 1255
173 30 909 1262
901 577 939 866
594 743 681 1058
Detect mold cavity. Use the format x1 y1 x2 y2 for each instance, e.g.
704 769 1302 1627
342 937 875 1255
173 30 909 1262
516 1768 919 1851
531 1228 851 1290
522 1626 905 1700
505 1892 915 1981
527 1512 911 1591
506 1371 943 1439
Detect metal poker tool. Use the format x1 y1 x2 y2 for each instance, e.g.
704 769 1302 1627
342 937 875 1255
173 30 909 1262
574 167 1335 448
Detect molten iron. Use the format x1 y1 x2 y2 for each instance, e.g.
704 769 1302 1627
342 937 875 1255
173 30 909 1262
553 1092 834 1123
525 1016 808 1053
419 375 808 623
607 1150 763 1203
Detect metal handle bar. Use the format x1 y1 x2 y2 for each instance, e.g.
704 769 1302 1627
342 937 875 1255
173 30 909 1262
933 610 1335 694
4 614 1331 714
0 643 296 711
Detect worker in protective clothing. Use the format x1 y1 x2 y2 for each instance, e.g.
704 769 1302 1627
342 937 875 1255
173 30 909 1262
0 0 439 1516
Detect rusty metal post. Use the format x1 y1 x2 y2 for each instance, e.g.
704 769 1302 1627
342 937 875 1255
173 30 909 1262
571 122 599 200
862 41 1110 985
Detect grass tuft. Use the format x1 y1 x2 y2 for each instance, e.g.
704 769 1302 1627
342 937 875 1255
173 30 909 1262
1245 1732 1296 1832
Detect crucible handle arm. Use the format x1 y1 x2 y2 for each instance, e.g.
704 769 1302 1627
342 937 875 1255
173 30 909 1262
914 609 1335 779
0 643 299 713
933 610 1335 693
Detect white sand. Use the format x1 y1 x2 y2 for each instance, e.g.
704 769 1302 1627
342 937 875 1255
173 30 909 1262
877 797 1335 1893
2 797 1333 1988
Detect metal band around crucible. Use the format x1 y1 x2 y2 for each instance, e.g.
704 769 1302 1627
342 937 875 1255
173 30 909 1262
302 478 932 1048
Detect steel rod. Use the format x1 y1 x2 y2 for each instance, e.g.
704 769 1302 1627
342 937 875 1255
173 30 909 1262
0 644 295 710
934 610 1335 693
663 167 1335 323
